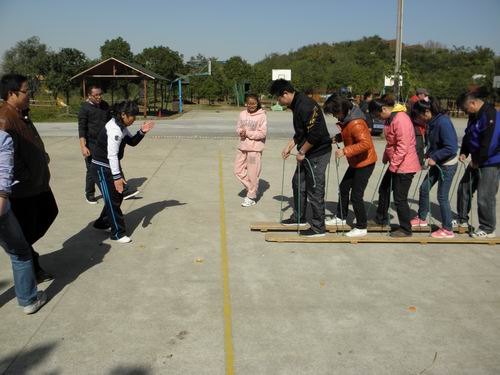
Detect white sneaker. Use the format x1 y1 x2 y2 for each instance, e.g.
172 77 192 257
114 236 132 243
345 228 367 237
325 216 347 226
471 230 496 238
24 291 47 315
452 220 469 228
241 197 256 207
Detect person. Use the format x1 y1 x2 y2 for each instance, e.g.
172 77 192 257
270 79 332 237
323 94 377 237
0 74 58 282
0 129 48 314
78 86 111 204
410 99 458 238
234 93 267 207
456 88 500 238
78 86 139 204
359 91 374 131
368 94 421 237
90 100 155 243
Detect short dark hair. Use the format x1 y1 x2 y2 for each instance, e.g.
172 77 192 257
244 93 262 110
465 86 489 100
363 91 373 100
88 85 102 93
0 74 28 101
111 100 139 121
323 93 353 118
411 97 443 117
368 94 396 114
269 79 295 97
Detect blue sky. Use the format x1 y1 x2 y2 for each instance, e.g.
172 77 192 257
0 0 499 63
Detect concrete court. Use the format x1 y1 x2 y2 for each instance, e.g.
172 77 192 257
0 110 499 375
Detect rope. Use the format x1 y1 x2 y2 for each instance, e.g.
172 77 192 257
409 170 424 212
297 160 301 234
387 171 392 236
468 166 475 236
335 157 346 236
448 161 464 205
426 166 433 235
279 157 285 222
366 163 387 219
325 159 331 201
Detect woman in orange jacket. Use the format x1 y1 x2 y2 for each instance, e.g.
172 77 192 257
323 94 377 237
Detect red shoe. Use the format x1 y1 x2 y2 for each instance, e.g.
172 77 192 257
410 216 428 227
431 228 455 239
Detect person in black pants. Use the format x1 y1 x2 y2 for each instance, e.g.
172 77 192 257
323 94 378 237
270 79 332 237
78 86 110 204
90 101 154 243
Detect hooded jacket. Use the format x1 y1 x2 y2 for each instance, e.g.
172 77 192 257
338 107 377 168
236 108 267 152
383 104 421 174
426 113 458 164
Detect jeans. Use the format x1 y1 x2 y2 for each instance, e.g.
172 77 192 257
337 163 375 229
418 164 457 230
376 170 415 233
292 151 331 233
456 165 500 233
0 209 38 306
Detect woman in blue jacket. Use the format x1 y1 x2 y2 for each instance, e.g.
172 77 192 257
410 99 458 238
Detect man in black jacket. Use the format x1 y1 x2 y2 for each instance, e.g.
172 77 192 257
270 80 332 237
78 86 110 204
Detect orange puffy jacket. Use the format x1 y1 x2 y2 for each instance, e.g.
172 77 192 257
339 117 378 168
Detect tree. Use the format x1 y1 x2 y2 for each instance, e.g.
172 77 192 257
45 48 89 104
136 46 184 80
100 37 134 61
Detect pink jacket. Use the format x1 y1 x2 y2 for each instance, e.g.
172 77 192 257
383 110 421 173
236 109 267 152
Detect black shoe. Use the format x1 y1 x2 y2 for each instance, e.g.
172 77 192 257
93 220 111 231
281 217 307 226
85 194 98 205
36 269 54 283
299 228 326 237
389 229 412 238
122 185 139 200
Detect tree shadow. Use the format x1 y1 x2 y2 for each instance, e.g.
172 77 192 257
125 177 147 190
0 341 59 375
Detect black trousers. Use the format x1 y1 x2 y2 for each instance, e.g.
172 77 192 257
337 163 375 229
376 170 415 233
91 164 126 239
10 189 59 272
292 151 331 233
84 141 96 196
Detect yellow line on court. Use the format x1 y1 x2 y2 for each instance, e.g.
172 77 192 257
218 151 235 375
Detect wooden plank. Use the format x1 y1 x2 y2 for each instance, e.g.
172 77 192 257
250 222 468 234
264 233 500 245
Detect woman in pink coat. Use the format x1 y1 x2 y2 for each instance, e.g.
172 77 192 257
369 94 421 237
234 94 267 207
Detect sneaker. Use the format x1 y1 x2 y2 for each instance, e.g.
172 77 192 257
93 221 111 231
23 291 47 315
281 217 307 226
36 269 54 283
85 194 98 205
410 216 428 227
390 229 412 238
113 236 132 243
345 228 367 237
471 230 496 238
451 220 469 228
241 197 256 207
299 228 326 237
431 228 455 239
325 216 347 226
123 186 139 200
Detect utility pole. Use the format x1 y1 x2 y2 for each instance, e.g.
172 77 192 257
394 0 404 100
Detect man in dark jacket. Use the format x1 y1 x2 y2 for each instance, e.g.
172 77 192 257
270 79 332 237
0 74 58 283
456 89 500 238
78 86 110 204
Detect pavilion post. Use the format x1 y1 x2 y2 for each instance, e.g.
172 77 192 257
143 79 148 118
82 79 87 99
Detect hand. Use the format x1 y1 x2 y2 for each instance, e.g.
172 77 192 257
335 149 345 159
427 158 436 166
331 137 337 144
282 146 292 159
296 152 305 163
459 154 467 162
0 197 8 217
81 146 91 158
140 121 155 133
114 178 126 193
